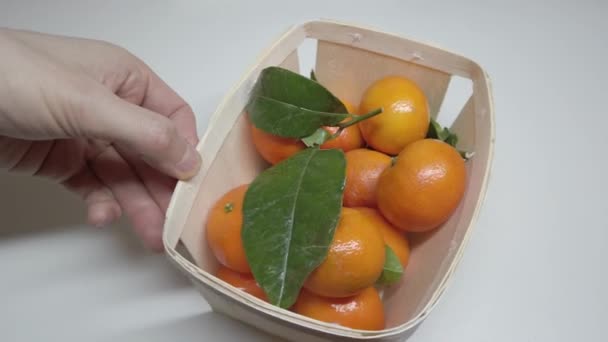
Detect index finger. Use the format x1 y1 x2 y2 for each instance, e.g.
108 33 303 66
139 64 199 146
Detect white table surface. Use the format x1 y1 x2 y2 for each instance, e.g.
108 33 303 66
1 0 607 341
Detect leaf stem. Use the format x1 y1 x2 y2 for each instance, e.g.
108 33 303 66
337 108 382 129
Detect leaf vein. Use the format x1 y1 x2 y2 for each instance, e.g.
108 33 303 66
276 149 317 303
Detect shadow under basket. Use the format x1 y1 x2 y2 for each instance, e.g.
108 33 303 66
163 19 495 342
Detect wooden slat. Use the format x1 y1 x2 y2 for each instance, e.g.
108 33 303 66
314 40 450 119
305 20 477 78
450 96 476 152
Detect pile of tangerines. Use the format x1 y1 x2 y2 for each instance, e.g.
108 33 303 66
206 75 467 331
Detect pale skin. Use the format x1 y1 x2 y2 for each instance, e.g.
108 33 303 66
0 28 202 252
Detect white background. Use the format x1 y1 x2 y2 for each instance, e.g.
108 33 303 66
1 1 607 341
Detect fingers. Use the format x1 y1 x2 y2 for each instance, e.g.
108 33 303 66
86 189 122 227
33 138 86 182
138 66 199 146
62 164 122 227
79 89 202 181
0 137 34 170
89 145 165 252
169 105 199 147
116 146 176 213
6 140 54 175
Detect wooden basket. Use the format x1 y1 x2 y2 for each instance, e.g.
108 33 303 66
163 19 495 341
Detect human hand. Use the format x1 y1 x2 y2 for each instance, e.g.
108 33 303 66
0 28 202 251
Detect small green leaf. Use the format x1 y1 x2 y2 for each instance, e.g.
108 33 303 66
242 148 346 308
301 128 331 147
310 69 317 81
376 245 403 285
427 117 443 140
445 133 458 147
247 66 349 138
426 117 473 160
437 128 451 141
223 202 233 213
427 117 456 144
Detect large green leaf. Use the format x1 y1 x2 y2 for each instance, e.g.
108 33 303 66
247 96 348 138
242 148 346 308
253 66 346 112
376 245 403 285
247 66 349 138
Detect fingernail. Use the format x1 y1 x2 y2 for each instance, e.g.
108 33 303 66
90 203 120 228
176 145 202 178
91 212 112 228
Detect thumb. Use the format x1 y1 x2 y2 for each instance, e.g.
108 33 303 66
80 90 202 180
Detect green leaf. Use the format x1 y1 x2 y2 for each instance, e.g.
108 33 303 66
301 128 331 147
310 69 317 81
426 117 473 161
426 117 443 140
427 117 456 144
247 96 348 138
242 148 346 308
299 108 384 147
247 66 349 138
376 245 403 285
445 133 458 147
252 67 345 112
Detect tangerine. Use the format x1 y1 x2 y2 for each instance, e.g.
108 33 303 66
250 124 306 165
215 266 267 301
250 99 361 164
206 184 251 273
320 100 364 152
357 207 410 267
343 148 392 208
377 139 466 232
292 287 385 331
358 76 430 155
304 207 385 298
